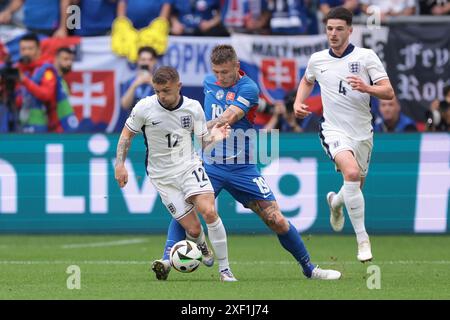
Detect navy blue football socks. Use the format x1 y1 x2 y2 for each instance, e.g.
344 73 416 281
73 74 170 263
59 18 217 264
162 218 186 260
277 222 316 277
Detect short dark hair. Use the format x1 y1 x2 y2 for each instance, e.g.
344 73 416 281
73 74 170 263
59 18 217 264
152 66 179 85
444 85 450 97
56 47 75 56
138 46 158 58
210 45 238 65
324 7 353 26
20 33 40 46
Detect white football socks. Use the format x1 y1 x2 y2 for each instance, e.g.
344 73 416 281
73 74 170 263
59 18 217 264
206 217 230 272
343 180 369 244
185 226 206 245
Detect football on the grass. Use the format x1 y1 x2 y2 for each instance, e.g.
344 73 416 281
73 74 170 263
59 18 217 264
169 240 202 273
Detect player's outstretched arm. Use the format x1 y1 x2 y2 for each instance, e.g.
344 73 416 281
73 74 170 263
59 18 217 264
206 105 245 130
294 76 314 119
114 127 136 188
201 123 231 151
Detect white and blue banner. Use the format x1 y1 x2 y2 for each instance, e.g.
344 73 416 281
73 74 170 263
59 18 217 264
231 33 328 106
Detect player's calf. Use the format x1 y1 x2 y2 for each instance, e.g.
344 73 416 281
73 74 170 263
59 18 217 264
247 200 289 234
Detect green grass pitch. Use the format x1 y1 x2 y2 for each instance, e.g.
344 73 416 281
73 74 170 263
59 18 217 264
0 234 449 299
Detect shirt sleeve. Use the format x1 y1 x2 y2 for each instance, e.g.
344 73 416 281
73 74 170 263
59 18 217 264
193 102 208 138
366 49 389 84
304 55 316 84
232 83 259 114
125 99 146 133
21 68 57 102
120 77 133 97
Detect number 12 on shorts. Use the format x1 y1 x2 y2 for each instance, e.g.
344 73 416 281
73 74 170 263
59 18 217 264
253 177 271 195
192 167 208 183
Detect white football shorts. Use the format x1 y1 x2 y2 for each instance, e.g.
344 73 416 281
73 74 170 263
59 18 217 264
151 163 214 220
319 129 373 177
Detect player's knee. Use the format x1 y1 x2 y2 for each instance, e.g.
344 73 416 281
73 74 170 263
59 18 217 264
186 224 201 238
344 168 360 181
200 205 217 224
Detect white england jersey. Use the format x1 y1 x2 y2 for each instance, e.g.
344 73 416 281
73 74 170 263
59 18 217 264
125 95 208 179
305 45 389 140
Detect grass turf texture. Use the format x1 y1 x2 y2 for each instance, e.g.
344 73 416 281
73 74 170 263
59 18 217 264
0 235 449 299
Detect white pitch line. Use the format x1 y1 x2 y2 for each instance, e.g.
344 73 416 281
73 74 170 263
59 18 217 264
0 260 449 265
60 238 148 249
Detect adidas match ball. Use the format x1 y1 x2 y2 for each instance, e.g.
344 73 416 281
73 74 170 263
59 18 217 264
169 240 202 273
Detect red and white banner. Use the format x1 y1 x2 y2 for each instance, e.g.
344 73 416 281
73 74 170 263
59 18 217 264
66 37 134 132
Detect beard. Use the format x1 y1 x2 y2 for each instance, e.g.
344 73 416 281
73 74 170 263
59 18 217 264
19 56 32 64
60 66 72 75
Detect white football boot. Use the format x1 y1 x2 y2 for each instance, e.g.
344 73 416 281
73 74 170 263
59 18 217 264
197 241 214 267
327 192 345 232
357 239 373 262
310 266 342 280
219 268 238 282
151 259 171 281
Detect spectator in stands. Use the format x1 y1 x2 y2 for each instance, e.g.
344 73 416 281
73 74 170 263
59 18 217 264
263 91 321 132
117 0 171 29
54 47 75 97
360 0 416 20
267 0 309 35
427 85 450 132
281 91 321 132
120 47 158 111
0 0 22 26
0 0 11 13
319 0 360 15
243 0 271 34
253 96 275 129
170 0 229 36
0 95 8 132
16 33 78 132
434 104 450 132
0 0 70 37
419 0 450 15
72 0 120 36
0 51 15 132
374 97 417 133
222 0 271 34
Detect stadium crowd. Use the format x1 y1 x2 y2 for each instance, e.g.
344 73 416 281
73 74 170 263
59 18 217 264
1 0 448 37
0 0 449 133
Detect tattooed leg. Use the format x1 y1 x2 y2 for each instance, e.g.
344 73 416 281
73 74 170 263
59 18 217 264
247 200 289 234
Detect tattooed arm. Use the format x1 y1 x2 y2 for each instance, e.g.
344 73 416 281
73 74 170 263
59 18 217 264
114 127 136 188
206 105 245 131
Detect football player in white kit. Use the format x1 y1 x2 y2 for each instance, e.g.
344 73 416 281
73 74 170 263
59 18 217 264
294 7 394 262
114 66 237 281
